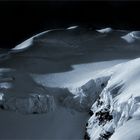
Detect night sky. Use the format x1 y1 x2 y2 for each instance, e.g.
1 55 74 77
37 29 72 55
0 1 140 48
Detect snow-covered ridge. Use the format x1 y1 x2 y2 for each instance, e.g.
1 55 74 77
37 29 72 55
96 27 113 33
121 31 140 43
11 30 49 52
86 58 140 140
11 26 79 52
9 26 140 55
67 25 78 30
11 29 63 52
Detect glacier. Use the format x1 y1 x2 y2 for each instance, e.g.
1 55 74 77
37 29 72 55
0 26 140 139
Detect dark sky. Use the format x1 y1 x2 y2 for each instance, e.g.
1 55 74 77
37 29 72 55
0 1 140 48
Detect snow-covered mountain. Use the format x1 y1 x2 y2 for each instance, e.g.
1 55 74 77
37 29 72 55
121 31 140 43
0 27 140 139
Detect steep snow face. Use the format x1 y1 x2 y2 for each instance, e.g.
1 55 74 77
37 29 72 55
62 76 110 111
107 58 140 104
110 119 140 140
87 58 140 140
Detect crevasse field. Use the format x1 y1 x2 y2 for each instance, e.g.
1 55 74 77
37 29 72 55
0 26 140 140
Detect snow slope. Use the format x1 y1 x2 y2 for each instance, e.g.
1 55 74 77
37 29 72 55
31 60 126 88
1 27 140 139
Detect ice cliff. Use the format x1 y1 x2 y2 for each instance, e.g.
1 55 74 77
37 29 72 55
0 94 55 114
86 58 140 140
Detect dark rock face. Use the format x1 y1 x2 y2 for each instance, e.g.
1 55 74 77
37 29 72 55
100 131 113 140
0 105 4 110
88 110 93 116
95 108 113 126
84 131 90 140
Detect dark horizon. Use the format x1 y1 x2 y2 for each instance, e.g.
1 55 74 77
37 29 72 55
0 1 140 48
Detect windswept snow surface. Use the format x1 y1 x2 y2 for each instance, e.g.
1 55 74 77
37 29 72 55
31 60 126 88
1 27 140 139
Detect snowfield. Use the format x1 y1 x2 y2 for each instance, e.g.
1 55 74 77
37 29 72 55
0 27 140 139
